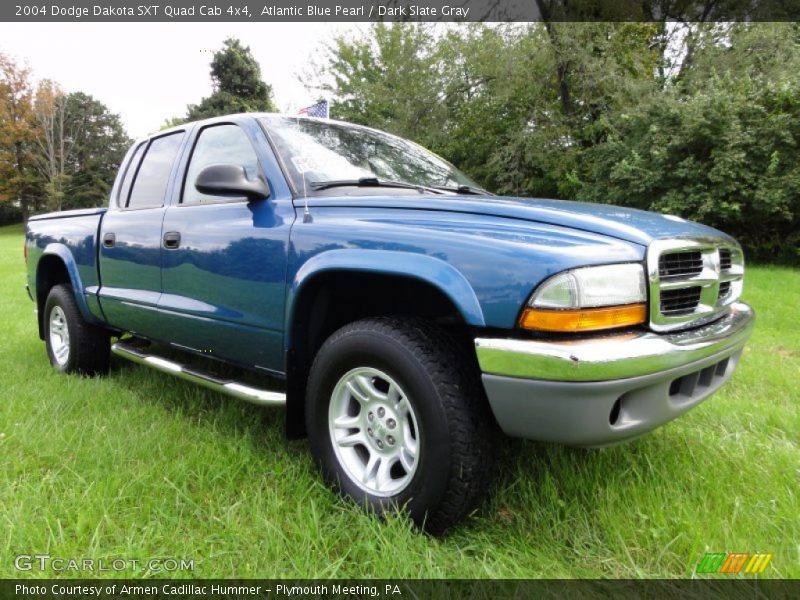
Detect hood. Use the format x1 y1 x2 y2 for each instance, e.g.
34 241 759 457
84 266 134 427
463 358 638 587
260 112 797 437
306 194 734 247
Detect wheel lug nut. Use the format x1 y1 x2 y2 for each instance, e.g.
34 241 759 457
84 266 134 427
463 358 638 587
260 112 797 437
386 418 396 429
386 435 395 446
377 407 385 418
376 440 384 449
368 412 374 421
367 428 373 437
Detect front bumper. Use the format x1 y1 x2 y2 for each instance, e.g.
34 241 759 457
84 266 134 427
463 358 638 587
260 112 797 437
475 302 754 446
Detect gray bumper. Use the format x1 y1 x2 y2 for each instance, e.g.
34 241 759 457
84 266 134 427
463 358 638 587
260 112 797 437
475 303 754 446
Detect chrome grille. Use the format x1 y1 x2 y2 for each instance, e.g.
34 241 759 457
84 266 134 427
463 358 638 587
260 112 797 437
659 251 703 278
660 286 702 315
647 238 744 332
719 248 732 270
718 281 731 303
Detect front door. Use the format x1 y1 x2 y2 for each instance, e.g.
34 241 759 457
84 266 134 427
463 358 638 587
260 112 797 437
158 122 293 374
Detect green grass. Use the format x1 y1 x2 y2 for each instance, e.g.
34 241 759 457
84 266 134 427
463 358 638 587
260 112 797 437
0 222 797 579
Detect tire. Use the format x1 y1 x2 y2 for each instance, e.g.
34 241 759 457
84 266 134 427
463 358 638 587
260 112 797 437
44 284 110 376
305 317 496 534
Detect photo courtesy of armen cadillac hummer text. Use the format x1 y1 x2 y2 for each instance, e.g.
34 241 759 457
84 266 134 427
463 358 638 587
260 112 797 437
24 113 754 533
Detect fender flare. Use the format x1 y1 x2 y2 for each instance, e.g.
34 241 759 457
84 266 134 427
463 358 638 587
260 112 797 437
286 248 485 350
37 243 96 324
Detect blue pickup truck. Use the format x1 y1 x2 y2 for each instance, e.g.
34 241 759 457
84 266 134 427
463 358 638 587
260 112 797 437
25 114 754 533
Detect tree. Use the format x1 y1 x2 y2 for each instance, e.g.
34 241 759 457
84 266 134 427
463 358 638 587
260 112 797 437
0 53 130 219
310 24 443 139
33 80 72 212
489 22 662 198
186 38 276 121
307 24 524 188
312 23 661 197
0 53 40 222
32 86 131 212
578 24 800 263
311 22 800 262
62 92 131 210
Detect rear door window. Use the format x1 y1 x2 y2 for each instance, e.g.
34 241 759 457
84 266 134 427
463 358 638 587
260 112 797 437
117 142 146 208
126 132 184 209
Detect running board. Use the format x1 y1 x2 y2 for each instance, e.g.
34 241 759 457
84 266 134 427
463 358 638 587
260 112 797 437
111 341 286 407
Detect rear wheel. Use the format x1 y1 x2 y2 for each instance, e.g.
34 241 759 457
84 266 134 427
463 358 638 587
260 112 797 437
305 317 496 534
44 284 110 376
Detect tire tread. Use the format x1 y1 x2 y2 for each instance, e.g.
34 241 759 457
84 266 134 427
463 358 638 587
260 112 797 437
310 316 496 534
45 284 110 376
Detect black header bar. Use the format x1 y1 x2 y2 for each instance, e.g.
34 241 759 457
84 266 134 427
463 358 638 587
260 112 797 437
3 0 800 22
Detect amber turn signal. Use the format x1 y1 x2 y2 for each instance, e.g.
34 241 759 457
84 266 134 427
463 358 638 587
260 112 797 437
519 303 647 333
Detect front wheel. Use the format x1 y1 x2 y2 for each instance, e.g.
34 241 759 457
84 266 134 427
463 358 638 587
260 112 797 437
44 284 110 376
305 317 496 534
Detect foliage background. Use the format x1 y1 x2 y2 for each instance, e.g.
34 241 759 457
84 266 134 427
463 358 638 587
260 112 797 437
3 23 800 263
0 38 272 222
307 22 800 264
0 56 130 221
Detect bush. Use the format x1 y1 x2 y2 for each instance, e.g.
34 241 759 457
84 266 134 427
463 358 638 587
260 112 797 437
578 76 800 264
0 202 22 226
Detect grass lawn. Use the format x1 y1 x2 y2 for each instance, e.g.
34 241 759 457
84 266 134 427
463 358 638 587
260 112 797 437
0 222 797 578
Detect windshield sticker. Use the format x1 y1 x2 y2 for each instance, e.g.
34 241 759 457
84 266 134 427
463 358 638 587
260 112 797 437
291 156 320 173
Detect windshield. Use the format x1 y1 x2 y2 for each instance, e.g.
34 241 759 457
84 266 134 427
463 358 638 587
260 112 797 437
260 116 484 194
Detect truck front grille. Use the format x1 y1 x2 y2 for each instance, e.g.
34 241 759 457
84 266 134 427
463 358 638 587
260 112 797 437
660 286 702 315
647 238 744 332
719 248 732 270
658 251 703 278
717 281 731 303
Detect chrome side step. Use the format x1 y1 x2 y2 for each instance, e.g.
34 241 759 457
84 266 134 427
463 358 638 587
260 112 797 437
111 341 286 407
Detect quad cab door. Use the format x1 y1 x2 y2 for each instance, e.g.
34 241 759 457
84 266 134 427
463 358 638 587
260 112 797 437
158 119 294 375
97 130 187 339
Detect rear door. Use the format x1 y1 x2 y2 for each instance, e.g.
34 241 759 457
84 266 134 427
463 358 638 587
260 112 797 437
98 130 187 338
158 119 294 374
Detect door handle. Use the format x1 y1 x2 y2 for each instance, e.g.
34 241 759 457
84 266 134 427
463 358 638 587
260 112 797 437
163 231 181 249
102 232 116 248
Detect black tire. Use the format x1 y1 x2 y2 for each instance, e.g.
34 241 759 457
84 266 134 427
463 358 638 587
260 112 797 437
305 317 496 534
44 284 110 376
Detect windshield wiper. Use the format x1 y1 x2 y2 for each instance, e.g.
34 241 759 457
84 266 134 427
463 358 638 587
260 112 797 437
311 177 444 194
431 184 493 196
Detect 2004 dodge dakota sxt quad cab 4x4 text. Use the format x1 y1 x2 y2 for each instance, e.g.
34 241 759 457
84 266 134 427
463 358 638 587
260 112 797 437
25 114 754 533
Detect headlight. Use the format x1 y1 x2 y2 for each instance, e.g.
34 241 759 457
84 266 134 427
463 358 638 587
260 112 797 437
519 263 647 333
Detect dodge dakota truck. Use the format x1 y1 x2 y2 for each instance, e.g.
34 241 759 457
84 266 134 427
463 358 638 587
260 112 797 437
25 113 754 533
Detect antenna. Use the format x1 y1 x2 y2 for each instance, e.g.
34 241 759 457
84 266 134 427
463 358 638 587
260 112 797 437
302 170 312 223
291 155 313 224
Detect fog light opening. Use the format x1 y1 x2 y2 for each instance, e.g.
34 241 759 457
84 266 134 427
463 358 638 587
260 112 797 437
609 397 622 426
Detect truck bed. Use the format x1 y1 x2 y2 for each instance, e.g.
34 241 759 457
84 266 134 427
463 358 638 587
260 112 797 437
25 207 108 336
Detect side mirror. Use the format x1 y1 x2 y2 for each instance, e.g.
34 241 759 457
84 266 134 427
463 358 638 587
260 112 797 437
194 164 270 202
